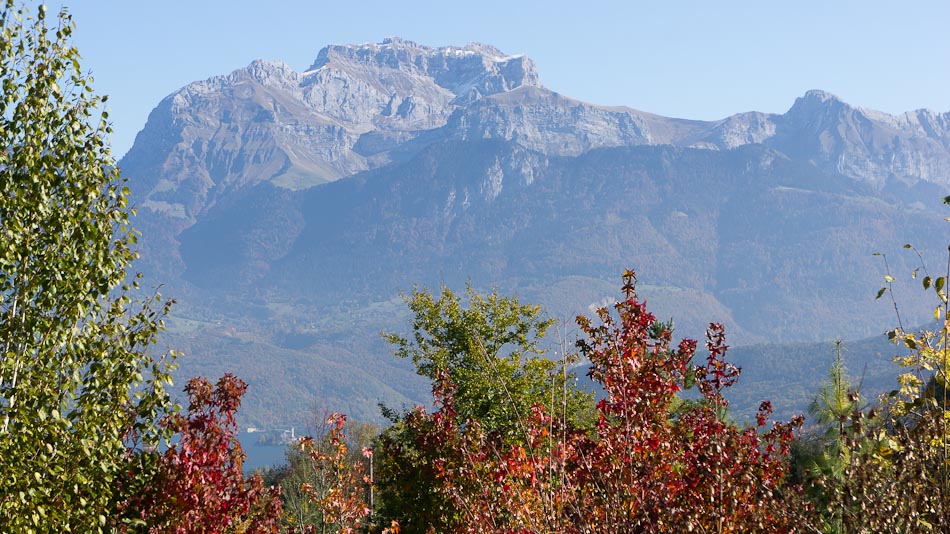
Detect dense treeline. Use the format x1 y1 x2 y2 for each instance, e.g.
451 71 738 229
261 267 950 534
5 1 950 532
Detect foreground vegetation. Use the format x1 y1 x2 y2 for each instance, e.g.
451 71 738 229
4 1 950 532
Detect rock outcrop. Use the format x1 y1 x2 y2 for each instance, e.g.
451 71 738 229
122 38 950 234
121 38 543 225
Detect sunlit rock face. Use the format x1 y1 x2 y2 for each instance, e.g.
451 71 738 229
123 35 950 233
121 38 543 226
696 89 950 190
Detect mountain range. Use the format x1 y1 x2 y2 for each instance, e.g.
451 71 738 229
119 38 950 426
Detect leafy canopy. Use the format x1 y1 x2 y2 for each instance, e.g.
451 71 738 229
384 285 593 437
388 271 806 533
0 2 175 531
377 286 594 532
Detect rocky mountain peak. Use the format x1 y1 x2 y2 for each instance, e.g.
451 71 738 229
242 59 301 89
122 37 950 240
124 39 550 228
304 37 540 102
784 89 850 120
801 89 841 104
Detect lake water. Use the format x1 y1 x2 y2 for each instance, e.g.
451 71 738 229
239 430 291 473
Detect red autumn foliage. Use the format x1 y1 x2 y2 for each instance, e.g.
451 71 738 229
401 269 807 533
127 374 282 533
290 413 372 534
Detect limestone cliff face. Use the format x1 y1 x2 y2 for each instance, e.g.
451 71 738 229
121 37 950 235
443 86 950 192
122 59 350 226
121 38 543 226
693 90 950 189
120 38 950 288
767 90 950 189
446 87 656 155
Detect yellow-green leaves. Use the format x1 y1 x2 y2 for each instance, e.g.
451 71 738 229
0 2 176 531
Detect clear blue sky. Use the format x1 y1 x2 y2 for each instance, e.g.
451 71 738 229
56 1 950 158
